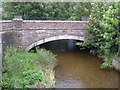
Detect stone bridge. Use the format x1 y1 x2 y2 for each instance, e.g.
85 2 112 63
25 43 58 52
0 16 89 51
0 17 119 72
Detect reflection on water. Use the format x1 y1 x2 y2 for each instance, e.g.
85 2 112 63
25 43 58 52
39 40 119 88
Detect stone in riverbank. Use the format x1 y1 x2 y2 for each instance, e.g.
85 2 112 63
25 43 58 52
112 57 120 72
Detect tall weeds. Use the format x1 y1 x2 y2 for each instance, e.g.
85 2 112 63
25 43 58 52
1 46 57 88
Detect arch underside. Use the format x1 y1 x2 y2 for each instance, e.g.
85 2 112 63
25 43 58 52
25 35 85 51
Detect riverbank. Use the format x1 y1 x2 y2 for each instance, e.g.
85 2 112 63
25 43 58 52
1 46 57 88
99 53 120 72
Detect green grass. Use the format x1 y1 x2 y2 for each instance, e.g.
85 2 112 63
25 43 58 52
1 46 57 88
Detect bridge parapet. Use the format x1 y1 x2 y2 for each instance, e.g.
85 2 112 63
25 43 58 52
1 16 88 30
22 20 88 30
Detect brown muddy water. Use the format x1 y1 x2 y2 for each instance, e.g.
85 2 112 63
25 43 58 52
55 51 119 88
39 40 119 88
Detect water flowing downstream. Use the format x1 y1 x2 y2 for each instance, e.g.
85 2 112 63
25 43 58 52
55 51 118 88
39 40 119 88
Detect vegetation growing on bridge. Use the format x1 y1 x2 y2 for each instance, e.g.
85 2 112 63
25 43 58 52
77 2 120 68
1 46 57 88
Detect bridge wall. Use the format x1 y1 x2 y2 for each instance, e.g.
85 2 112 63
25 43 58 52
1 29 89 51
1 17 88 51
1 30 88 51
20 29 88 51
1 31 22 51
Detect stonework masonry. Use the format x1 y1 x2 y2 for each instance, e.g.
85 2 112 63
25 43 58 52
1 17 89 51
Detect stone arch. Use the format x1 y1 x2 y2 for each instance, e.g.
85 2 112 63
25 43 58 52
25 35 85 51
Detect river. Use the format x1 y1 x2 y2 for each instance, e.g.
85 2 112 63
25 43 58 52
39 40 119 88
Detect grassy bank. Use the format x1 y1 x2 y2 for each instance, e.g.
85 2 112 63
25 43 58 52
0 46 57 88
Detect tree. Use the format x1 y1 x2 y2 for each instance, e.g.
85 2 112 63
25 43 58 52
71 2 92 20
77 2 120 68
2 2 92 20
2 2 76 20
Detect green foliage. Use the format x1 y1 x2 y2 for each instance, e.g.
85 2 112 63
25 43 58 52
2 2 73 20
71 2 92 20
101 53 118 69
77 2 120 68
36 49 57 70
2 2 92 20
1 46 57 88
22 70 43 87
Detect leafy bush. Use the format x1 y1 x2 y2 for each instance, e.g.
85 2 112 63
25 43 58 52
76 2 120 68
1 46 57 88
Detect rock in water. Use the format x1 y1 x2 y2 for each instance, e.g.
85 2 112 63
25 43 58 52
112 57 120 72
